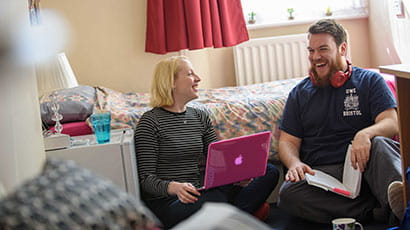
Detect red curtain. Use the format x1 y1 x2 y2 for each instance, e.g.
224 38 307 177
145 0 249 54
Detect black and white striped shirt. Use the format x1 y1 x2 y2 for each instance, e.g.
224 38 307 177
134 107 217 201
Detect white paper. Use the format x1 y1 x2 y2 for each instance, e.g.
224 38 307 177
305 144 361 199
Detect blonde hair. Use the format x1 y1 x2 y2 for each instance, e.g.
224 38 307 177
150 56 189 107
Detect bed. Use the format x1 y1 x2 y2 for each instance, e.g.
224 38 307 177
40 77 304 161
40 70 397 161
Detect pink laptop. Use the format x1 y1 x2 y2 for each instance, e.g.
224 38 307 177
198 131 271 190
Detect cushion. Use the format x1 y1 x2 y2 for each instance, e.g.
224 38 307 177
40 85 96 125
381 73 397 99
0 158 159 229
49 121 93 136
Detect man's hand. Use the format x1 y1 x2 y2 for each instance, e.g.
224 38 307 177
285 162 314 182
167 182 201 204
351 131 371 172
350 108 399 172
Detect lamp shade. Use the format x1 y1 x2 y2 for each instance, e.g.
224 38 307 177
36 52 79 96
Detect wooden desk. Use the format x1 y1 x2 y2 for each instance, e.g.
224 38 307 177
380 64 410 205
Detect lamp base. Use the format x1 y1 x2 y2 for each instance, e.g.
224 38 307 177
44 133 70 151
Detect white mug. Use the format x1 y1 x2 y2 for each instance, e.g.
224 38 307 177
332 218 363 230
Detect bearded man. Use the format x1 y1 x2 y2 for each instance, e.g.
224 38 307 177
277 19 403 225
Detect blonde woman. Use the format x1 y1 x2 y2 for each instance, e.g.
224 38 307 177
135 56 279 229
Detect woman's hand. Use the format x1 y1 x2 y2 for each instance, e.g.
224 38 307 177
167 182 201 204
285 162 314 182
234 178 253 187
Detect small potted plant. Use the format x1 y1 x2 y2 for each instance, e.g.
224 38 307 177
326 7 333 16
248 11 256 24
287 8 295 20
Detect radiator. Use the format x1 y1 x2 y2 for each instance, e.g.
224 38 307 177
233 33 310 86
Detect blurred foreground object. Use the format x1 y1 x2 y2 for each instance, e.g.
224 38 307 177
0 1 69 195
173 203 271 230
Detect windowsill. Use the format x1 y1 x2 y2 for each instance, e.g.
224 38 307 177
247 11 369 30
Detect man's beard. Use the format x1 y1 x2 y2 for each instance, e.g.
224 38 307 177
309 57 344 88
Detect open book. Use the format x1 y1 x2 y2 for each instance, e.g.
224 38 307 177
305 145 362 199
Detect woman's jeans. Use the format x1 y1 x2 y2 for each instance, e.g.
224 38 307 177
146 163 279 229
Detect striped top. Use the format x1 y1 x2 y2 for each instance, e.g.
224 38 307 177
134 107 217 201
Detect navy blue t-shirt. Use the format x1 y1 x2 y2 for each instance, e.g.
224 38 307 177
279 67 397 166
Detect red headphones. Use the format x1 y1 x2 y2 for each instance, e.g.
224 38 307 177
309 60 352 88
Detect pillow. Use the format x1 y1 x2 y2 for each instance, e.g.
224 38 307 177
0 158 160 229
40 85 96 125
49 121 93 136
380 73 397 99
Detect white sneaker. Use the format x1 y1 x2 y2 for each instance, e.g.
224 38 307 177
388 181 405 220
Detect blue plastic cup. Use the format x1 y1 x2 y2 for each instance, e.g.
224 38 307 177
90 112 111 144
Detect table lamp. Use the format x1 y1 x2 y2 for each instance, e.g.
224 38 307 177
36 52 78 150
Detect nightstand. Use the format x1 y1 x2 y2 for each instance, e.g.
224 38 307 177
45 129 140 199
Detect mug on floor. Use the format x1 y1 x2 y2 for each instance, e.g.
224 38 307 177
332 218 363 230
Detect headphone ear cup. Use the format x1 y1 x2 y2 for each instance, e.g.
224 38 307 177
330 71 346 88
330 60 352 88
309 71 318 86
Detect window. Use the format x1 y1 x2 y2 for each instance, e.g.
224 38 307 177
241 0 368 29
